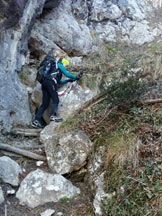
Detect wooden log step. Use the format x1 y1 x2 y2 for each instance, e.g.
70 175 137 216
0 143 46 161
11 128 42 137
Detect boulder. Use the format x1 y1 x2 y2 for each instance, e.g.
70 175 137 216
0 156 22 186
40 127 93 174
16 169 80 208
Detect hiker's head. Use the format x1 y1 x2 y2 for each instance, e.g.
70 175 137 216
62 58 69 68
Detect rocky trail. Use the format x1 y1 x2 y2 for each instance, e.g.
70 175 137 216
0 131 95 216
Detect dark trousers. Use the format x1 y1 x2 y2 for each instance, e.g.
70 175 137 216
35 79 59 121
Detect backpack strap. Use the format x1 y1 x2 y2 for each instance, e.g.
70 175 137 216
50 71 59 84
56 59 58 69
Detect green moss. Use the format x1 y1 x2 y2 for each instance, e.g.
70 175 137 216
60 196 71 201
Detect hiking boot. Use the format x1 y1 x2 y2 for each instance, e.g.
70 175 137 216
50 115 63 122
32 120 43 129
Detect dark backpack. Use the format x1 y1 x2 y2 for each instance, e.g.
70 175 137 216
36 55 61 84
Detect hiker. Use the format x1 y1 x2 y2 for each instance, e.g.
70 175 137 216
32 57 82 129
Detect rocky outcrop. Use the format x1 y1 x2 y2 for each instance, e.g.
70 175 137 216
30 0 162 60
29 0 92 57
79 0 162 44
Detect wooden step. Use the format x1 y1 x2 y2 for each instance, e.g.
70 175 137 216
11 128 42 137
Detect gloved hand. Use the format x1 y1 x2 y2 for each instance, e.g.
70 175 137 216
68 78 75 82
75 72 83 80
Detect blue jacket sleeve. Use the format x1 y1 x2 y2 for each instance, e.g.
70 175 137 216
59 79 69 84
58 63 77 79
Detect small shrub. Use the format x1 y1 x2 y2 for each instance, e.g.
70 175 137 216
104 75 148 108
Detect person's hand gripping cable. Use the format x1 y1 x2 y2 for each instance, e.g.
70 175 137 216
67 72 83 82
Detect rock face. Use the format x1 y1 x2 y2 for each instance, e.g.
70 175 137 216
30 0 92 56
0 0 47 132
30 0 162 58
0 0 27 29
0 156 22 186
16 169 80 208
44 0 61 9
41 127 93 174
87 0 161 44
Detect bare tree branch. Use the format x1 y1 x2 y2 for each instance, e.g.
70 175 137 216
141 98 162 105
